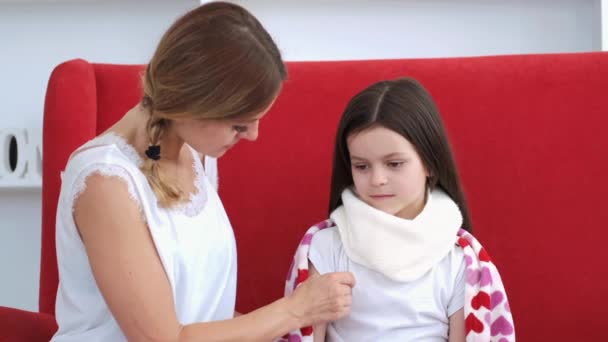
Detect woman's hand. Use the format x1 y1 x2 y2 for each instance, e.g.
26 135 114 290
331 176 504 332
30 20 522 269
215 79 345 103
286 271 355 327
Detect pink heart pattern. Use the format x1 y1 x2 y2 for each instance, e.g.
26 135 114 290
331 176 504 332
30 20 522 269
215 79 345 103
458 229 515 341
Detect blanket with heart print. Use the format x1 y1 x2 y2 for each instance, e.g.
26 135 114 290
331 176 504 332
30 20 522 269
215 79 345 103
278 220 515 342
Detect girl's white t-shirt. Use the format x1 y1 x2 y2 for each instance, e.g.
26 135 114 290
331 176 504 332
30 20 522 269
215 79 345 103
51 133 237 342
309 226 465 342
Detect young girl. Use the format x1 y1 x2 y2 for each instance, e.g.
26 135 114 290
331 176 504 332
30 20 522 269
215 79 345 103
282 78 514 341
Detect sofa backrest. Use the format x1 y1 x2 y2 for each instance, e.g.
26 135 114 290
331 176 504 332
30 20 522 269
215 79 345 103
43 53 608 341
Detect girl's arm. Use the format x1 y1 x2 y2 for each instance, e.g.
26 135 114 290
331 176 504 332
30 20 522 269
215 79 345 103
448 308 465 342
309 262 328 342
75 174 354 342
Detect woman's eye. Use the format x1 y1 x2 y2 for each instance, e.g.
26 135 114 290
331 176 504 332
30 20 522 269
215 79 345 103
233 125 248 133
353 164 368 171
387 161 404 168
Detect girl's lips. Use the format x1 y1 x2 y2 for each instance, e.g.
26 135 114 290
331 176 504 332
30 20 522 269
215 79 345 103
370 194 395 199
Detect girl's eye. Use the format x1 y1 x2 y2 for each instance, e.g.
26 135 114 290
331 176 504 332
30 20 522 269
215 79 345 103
233 125 248 133
353 164 369 171
387 161 404 168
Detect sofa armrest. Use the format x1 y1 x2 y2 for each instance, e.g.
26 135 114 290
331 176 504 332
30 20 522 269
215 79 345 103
0 306 57 342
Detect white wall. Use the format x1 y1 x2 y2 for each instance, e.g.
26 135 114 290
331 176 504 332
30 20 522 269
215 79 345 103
603 0 608 50
221 0 600 60
0 0 199 311
1 0 602 312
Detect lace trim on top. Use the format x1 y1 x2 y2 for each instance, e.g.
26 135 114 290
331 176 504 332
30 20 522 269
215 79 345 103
172 146 208 217
69 132 208 217
71 163 144 217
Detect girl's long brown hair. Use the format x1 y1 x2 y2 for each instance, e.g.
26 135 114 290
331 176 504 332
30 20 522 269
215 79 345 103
329 78 472 231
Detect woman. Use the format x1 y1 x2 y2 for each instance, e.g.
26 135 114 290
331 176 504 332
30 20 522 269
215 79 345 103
51 2 354 341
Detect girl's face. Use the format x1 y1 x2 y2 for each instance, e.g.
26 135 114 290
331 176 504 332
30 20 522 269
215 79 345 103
347 125 429 220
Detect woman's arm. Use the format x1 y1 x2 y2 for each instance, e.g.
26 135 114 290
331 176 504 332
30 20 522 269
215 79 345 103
448 308 465 342
309 262 328 342
75 174 354 341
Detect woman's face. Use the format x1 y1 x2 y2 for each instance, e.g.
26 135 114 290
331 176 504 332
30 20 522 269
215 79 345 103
172 97 277 158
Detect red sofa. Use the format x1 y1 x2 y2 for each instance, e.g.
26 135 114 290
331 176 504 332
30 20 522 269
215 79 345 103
2 53 607 341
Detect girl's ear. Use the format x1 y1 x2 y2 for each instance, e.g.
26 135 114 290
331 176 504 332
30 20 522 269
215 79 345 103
425 165 432 178
425 166 436 190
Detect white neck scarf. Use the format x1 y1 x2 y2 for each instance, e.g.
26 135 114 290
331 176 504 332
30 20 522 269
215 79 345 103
330 187 462 282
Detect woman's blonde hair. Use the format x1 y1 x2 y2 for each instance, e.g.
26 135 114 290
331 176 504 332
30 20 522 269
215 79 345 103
140 1 286 207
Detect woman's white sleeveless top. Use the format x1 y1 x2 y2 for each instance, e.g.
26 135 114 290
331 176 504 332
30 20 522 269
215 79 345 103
51 133 237 341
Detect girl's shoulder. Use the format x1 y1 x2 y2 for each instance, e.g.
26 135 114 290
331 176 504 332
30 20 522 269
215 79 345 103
306 219 341 246
310 224 340 246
